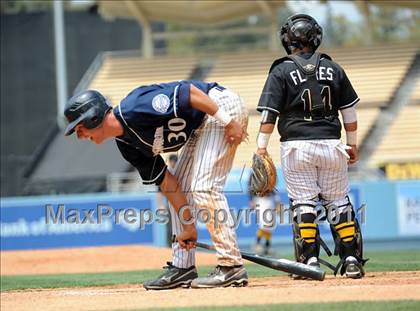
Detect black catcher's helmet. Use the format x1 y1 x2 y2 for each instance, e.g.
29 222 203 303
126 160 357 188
64 90 111 136
280 14 323 54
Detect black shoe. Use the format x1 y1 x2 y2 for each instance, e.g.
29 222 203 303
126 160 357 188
344 256 365 279
191 265 248 288
143 262 198 290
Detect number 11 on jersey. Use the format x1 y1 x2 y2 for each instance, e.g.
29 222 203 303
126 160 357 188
300 85 332 119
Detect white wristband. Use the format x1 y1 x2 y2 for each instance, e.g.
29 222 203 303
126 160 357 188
346 131 357 145
257 132 271 149
213 108 232 126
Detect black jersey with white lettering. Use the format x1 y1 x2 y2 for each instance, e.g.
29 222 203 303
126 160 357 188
114 80 219 185
257 52 359 141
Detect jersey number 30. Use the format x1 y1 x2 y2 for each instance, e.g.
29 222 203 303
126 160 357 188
167 117 187 143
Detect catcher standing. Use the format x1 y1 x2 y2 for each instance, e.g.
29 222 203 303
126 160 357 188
255 14 367 278
64 80 249 289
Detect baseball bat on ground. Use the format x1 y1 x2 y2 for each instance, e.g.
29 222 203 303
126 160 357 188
194 241 325 281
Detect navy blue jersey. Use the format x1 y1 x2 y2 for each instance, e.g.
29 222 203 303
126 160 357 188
114 80 219 185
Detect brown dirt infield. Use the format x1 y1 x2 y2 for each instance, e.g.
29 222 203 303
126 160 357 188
1 245 217 276
1 245 420 310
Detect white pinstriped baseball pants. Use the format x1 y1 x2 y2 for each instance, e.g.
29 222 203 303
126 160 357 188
169 87 248 268
281 139 351 211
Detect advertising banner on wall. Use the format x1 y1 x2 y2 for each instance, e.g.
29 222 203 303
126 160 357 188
382 162 420 180
397 181 420 237
1 194 156 250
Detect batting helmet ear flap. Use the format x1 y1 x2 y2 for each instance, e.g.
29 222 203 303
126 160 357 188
81 106 101 129
84 104 112 129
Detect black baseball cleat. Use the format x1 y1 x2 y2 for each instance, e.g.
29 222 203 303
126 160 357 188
344 256 365 279
143 262 198 290
191 265 248 288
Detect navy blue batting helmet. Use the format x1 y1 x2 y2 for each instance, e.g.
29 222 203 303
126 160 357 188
64 90 111 136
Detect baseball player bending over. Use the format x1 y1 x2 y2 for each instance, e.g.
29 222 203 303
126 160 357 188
255 14 367 278
64 81 249 289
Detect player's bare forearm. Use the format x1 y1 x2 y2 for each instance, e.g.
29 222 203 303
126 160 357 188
190 84 244 145
189 84 218 115
260 123 275 134
160 171 194 226
160 171 197 249
344 121 357 132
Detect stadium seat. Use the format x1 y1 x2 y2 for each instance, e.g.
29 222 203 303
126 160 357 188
84 44 418 170
88 54 198 105
369 105 420 167
206 43 419 110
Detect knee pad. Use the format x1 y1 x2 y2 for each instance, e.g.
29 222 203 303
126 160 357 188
291 203 320 263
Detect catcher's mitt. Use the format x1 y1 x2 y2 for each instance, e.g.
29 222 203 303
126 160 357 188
250 153 277 197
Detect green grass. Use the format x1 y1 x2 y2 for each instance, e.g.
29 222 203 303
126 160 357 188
130 300 420 311
1 250 419 292
0 269 159 292
360 250 420 272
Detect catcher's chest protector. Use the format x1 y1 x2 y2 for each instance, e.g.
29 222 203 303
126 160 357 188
288 52 332 121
